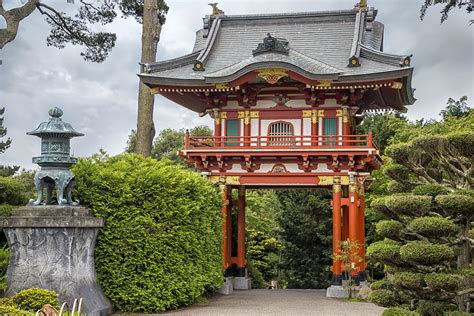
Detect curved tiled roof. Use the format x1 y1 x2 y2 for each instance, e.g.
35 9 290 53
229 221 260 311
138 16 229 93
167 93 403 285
140 6 414 97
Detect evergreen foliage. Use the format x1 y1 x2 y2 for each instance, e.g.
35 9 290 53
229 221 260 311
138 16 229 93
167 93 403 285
0 176 29 205
11 288 59 312
382 307 420 316
72 154 223 312
276 189 332 288
126 126 213 165
367 289 397 307
0 248 9 294
0 107 11 155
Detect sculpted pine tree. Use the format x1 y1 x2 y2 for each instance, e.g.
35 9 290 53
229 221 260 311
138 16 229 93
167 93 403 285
0 0 169 156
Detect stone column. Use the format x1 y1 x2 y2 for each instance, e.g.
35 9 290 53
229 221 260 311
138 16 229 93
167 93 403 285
0 206 112 316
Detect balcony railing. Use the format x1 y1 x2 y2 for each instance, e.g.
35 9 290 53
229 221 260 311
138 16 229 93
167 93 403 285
184 131 377 151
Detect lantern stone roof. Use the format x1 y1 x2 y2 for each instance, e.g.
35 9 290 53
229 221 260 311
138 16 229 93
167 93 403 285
27 107 84 138
141 8 413 87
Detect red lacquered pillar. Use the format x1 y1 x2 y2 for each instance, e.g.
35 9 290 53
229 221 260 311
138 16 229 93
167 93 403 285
332 180 343 284
358 186 366 273
348 183 360 276
220 184 229 269
237 186 246 271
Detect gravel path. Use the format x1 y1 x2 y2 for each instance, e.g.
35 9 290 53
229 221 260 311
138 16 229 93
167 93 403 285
115 289 385 316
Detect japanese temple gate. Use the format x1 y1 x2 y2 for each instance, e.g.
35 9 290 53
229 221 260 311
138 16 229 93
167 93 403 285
140 1 415 290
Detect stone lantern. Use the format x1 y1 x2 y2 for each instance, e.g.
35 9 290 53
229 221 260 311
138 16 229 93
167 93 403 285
27 107 83 206
0 106 112 315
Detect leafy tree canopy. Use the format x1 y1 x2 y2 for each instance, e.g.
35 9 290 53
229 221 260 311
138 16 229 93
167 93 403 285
0 0 169 62
420 0 473 23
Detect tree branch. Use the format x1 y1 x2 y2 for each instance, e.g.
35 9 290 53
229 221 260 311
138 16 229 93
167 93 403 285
36 2 95 48
0 0 39 49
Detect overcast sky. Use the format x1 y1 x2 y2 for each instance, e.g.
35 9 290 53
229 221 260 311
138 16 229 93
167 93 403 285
0 0 472 169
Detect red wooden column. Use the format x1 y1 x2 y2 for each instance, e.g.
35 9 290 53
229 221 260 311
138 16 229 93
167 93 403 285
214 112 221 147
332 179 343 282
342 107 350 146
358 186 366 272
226 187 233 268
311 110 318 146
220 184 229 269
243 111 251 146
342 205 349 241
348 183 360 276
237 186 246 270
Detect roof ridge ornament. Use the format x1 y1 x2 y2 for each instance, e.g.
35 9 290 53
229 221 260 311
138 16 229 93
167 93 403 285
354 0 368 10
252 33 289 56
209 3 225 16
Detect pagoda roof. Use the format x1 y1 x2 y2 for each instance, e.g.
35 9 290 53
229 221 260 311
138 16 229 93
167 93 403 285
141 8 413 85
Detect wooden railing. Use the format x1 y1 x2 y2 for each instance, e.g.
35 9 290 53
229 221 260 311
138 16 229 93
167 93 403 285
184 131 377 151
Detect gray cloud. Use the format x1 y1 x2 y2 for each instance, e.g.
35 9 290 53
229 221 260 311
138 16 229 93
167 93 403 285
0 0 472 169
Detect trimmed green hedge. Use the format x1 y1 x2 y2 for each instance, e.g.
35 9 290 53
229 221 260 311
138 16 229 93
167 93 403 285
73 154 223 313
435 194 474 216
367 239 401 263
408 216 458 237
368 289 397 307
391 272 424 290
424 273 461 291
384 195 432 215
0 176 28 205
415 300 449 316
399 242 454 265
0 304 31 316
411 184 449 197
11 288 59 312
370 279 390 290
376 220 403 239
382 307 420 316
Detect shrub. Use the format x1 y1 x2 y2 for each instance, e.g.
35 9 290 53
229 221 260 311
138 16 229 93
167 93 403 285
0 304 31 316
370 279 390 290
371 197 390 214
376 220 404 239
0 204 14 217
411 184 449 197
384 195 431 216
368 289 397 307
387 181 411 194
424 273 461 291
382 307 420 316
415 300 449 316
408 217 458 237
73 154 223 313
435 195 474 216
383 164 411 182
0 176 28 205
399 242 454 265
246 259 266 289
11 288 59 312
0 247 9 294
367 239 401 263
391 272 424 290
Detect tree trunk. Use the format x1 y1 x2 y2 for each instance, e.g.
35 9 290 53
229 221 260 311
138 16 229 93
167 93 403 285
456 219 471 312
135 0 162 156
0 0 39 49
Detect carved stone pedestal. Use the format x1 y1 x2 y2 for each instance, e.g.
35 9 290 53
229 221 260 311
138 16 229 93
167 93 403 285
0 206 112 316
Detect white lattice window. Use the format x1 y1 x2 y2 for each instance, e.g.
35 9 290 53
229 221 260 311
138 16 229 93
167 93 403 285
268 121 294 146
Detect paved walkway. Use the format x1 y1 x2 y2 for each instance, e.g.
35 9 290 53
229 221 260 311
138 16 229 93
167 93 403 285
117 289 385 316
